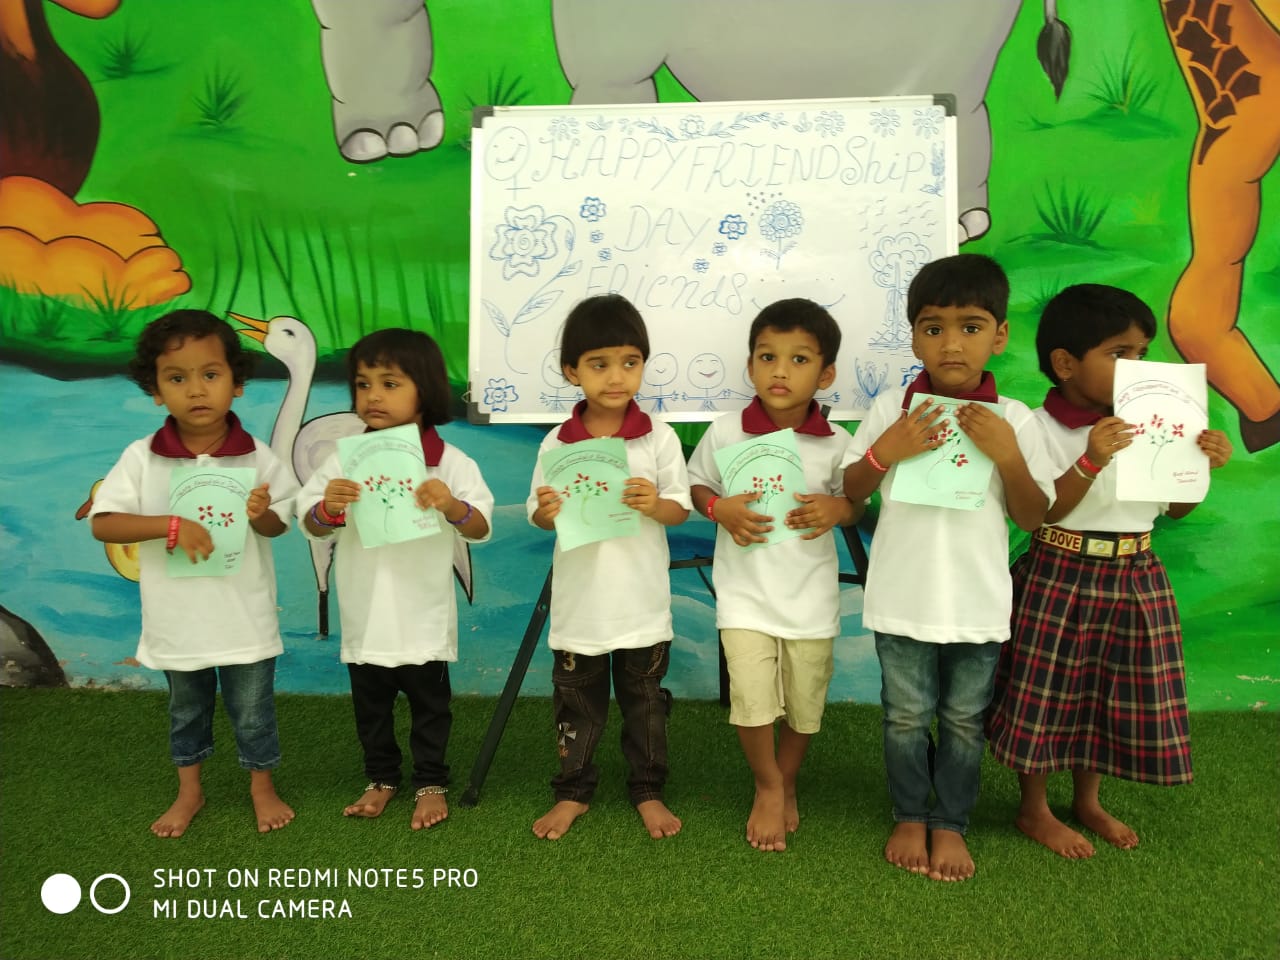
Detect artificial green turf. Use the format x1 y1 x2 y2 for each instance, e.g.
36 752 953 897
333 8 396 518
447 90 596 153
1 688 1276 960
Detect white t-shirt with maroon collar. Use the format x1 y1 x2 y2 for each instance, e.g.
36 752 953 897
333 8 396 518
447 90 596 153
89 415 298 671
297 426 494 668
526 401 692 656
848 384 1056 645
686 399 857 640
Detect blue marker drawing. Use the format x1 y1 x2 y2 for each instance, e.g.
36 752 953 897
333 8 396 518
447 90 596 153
483 378 519 414
539 348 580 413
852 359 890 410
921 143 946 197
484 126 531 199
869 108 901 138
757 199 804 269
638 351 680 413
868 233 930 351
718 214 748 241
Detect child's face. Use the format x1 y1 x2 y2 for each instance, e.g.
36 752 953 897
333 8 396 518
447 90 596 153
910 304 1007 396
151 334 243 434
1054 323 1150 412
353 361 422 429
748 326 834 425
562 345 644 413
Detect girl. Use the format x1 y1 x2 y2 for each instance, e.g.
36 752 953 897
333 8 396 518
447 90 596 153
527 294 691 841
987 284 1233 858
298 328 493 830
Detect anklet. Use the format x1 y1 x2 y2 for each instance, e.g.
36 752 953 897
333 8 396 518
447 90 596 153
414 785 448 799
363 781 398 793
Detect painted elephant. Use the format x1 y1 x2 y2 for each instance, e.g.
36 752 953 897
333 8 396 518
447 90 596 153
552 0 1069 242
311 0 444 162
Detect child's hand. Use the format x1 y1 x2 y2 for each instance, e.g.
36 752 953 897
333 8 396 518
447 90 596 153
622 477 659 517
246 483 272 521
1084 416 1135 467
414 478 454 513
1199 429 1233 468
955 403 1019 465
785 493 845 540
871 400 948 467
173 518 214 563
533 484 562 525
716 492 771 547
323 478 362 517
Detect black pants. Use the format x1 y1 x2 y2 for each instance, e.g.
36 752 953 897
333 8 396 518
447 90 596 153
347 661 451 789
550 642 671 806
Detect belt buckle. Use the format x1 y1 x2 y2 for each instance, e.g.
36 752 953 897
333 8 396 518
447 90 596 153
1085 537 1115 558
1117 537 1137 557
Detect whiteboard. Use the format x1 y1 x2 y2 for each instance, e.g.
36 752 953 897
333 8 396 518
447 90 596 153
468 96 957 423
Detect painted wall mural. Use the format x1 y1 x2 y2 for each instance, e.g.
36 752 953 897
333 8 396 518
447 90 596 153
0 0 1274 709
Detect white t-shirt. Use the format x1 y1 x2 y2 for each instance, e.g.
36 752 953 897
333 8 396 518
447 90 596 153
848 388 1056 644
1035 408 1164 531
297 443 493 667
687 412 857 639
90 436 297 671
526 419 692 656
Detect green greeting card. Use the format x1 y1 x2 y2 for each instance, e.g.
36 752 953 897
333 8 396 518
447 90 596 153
542 437 639 552
166 467 255 577
712 427 807 551
889 393 1001 510
337 424 440 547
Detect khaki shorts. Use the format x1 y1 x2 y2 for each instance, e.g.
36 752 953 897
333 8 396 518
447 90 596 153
720 628 835 734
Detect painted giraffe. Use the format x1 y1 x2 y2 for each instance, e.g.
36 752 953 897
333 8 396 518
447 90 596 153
1162 0 1280 452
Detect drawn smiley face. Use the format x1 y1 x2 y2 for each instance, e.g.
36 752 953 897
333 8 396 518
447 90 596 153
483 127 530 181
644 352 677 388
687 353 725 391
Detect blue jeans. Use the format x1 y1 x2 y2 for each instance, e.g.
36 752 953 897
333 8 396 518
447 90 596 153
875 633 1000 835
165 659 281 770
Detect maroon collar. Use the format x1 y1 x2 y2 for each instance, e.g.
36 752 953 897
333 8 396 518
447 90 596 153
362 423 445 466
556 400 653 443
902 370 999 410
150 412 256 459
740 396 833 437
1043 387 1105 429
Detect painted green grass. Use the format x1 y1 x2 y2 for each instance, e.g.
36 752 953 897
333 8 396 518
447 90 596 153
1 689 1276 960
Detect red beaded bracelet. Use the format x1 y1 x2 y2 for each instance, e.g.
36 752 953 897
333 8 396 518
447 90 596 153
865 448 890 474
165 514 181 551
1076 452 1103 475
706 496 719 523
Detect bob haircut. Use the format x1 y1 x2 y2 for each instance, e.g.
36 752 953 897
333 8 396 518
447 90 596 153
559 294 650 369
346 327 452 425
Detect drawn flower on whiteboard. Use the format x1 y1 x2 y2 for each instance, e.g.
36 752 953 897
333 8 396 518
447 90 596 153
870 108 901 138
598 248 612 261
548 116 578 140
712 242 727 256
489 206 560 280
579 197 607 222
483 378 518 412
814 110 845 137
718 214 748 240
913 108 942 137
680 115 705 137
693 259 709 273
758 200 803 268
590 230 604 244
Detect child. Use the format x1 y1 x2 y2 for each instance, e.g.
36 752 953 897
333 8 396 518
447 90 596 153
90 309 298 837
987 284 1233 858
687 298 862 853
842 253 1055 881
527 294 691 840
297 328 493 830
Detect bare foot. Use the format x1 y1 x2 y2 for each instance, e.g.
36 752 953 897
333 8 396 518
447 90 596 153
151 790 205 838
343 783 397 818
411 790 448 831
251 781 295 833
928 829 975 881
1075 801 1139 850
783 783 799 834
883 821 928 874
1016 808 1094 859
532 800 589 840
636 799 682 839
746 784 786 851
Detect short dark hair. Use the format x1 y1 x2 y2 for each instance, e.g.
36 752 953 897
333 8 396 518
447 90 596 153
1036 283 1158 385
748 298 841 365
559 294 650 368
346 328 452 425
906 253 1009 325
128 309 254 394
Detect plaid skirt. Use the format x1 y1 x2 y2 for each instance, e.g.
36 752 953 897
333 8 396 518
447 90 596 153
987 537 1191 785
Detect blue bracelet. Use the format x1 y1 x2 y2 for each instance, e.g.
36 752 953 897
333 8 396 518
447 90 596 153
447 501 473 526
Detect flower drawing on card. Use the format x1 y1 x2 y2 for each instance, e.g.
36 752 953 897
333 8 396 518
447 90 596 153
712 428 808 551
540 437 638 552
337 425 439 547
1131 414 1185 478
1113 359 1209 503
889 394 1000 511
748 473 786 512
558 471 614 525
166 467 255 578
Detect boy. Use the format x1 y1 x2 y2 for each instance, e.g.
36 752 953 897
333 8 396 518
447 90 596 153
528 294 691 841
688 298 862 853
91 309 298 837
843 254 1054 880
